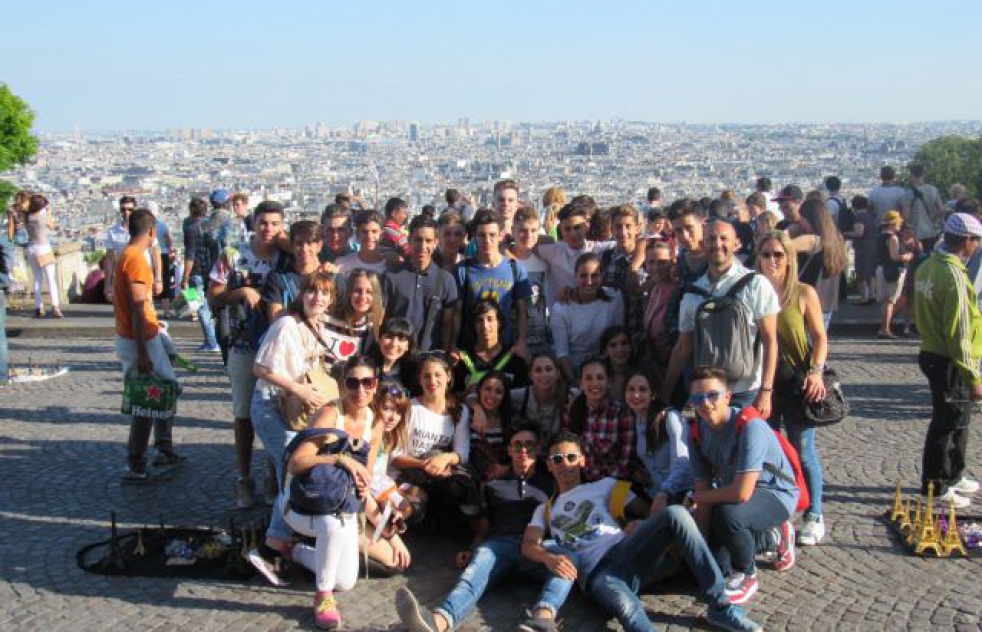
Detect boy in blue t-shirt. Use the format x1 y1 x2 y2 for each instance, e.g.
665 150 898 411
687 366 799 606
453 208 532 357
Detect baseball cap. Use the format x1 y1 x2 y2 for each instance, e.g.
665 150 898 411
210 189 230 205
880 210 903 225
772 185 803 202
944 213 982 238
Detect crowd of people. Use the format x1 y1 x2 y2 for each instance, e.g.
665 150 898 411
2 168 980 632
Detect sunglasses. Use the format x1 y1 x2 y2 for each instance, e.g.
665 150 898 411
549 453 580 465
689 390 725 406
417 350 450 363
510 440 537 453
344 376 378 391
758 250 786 260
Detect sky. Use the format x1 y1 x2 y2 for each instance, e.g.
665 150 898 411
3 0 981 132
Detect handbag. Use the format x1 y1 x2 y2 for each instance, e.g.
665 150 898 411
34 251 56 268
277 316 339 430
799 365 849 426
122 374 179 419
284 428 368 516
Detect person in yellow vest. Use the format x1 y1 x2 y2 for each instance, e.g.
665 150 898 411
914 212 982 509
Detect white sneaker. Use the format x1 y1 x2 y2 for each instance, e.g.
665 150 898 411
798 514 825 546
952 477 980 495
935 487 971 509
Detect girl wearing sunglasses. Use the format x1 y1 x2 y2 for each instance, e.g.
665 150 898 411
563 357 634 482
755 230 828 546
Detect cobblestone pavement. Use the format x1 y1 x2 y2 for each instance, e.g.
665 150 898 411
1 336 981 631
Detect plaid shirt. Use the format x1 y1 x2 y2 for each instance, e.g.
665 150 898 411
565 398 635 481
601 248 646 341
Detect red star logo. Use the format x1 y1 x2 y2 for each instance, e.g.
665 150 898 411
145 384 164 402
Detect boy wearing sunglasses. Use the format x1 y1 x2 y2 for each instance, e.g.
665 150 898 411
396 426 568 632
686 366 799 606
521 432 760 632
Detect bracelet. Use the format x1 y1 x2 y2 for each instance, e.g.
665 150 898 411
759 387 773 393
807 364 824 375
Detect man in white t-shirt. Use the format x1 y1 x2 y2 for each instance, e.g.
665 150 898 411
536 197 613 308
659 218 781 418
511 207 552 357
334 209 388 280
520 432 761 632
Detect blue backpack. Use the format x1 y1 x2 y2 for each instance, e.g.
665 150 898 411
283 427 369 516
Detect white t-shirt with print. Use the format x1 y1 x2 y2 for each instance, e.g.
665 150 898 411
529 477 636 578
397 399 471 462
253 315 323 392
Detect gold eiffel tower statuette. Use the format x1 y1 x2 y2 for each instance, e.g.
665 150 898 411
941 495 968 558
907 495 923 545
898 496 913 535
914 482 944 556
890 479 907 522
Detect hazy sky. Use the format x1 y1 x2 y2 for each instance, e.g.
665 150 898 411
4 0 980 132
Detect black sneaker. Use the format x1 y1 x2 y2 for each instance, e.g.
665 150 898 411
152 450 188 467
395 587 440 632
122 466 149 482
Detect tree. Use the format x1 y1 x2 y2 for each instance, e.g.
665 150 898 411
908 135 982 200
0 83 39 212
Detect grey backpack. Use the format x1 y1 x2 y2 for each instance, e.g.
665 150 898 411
688 273 760 384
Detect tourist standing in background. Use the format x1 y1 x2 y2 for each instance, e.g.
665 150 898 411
903 164 945 252
867 166 907 225
24 194 62 318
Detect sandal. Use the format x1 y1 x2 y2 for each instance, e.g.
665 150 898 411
877 330 897 339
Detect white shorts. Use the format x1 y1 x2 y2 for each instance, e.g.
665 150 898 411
227 346 258 419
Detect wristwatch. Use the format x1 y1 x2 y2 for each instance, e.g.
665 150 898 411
807 364 824 376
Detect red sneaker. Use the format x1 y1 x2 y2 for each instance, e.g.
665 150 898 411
773 520 796 572
724 572 759 605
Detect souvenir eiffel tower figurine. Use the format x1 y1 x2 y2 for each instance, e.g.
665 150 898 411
914 482 944 556
941 495 968 557
907 495 923 545
898 496 913 535
890 479 907 522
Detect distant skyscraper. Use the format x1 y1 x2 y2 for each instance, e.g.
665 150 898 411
409 122 420 142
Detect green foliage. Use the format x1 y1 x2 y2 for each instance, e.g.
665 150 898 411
84 249 107 265
0 84 39 215
909 135 982 199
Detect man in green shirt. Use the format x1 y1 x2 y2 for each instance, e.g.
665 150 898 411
914 213 982 509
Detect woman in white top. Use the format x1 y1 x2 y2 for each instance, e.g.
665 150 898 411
549 252 624 382
250 271 336 558
281 356 378 629
323 268 384 371
390 352 478 519
24 194 62 318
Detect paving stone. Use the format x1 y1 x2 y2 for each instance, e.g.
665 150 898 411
1 336 981 630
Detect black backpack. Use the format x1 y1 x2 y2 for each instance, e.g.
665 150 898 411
832 196 855 234
686 272 760 384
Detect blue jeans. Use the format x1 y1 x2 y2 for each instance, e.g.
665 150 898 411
436 535 574 627
192 274 218 348
586 507 729 632
771 391 824 517
251 389 296 542
0 290 7 383
710 491 789 576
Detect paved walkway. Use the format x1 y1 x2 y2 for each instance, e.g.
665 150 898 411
0 335 980 631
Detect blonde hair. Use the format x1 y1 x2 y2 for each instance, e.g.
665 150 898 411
755 230 800 309
542 186 566 208
335 269 384 339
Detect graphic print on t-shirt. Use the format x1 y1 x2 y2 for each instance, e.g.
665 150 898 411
552 499 605 547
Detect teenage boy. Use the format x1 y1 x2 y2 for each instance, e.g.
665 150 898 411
319 203 355 268
263 220 324 322
396 426 570 632
381 197 412 259
511 207 552 357
382 215 458 351
601 205 647 335
536 197 605 308
494 179 521 241
335 209 388 278
454 208 532 358
208 201 289 509
687 367 798 605
435 211 468 273
114 209 185 480
660 218 780 418
521 432 761 632
182 196 223 353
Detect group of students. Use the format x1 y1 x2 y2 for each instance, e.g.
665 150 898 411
109 180 844 631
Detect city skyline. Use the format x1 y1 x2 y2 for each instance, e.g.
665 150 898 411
5 0 982 132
